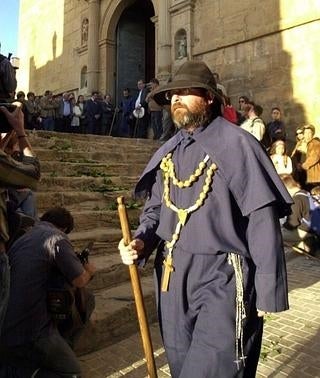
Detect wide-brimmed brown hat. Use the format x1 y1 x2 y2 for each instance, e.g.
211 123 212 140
153 60 222 105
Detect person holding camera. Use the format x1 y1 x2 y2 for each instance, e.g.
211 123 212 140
0 53 40 249
0 103 41 342
0 53 17 100
0 207 96 377
0 102 40 246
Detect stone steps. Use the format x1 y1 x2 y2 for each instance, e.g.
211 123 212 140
34 148 153 165
36 190 137 212
39 161 146 177
74 275 157 356
69 227 125 256
29 131 159 356
87 254 154 292
29 130 159 148
30 135 159 154
62 209 140 232
38 175 138 192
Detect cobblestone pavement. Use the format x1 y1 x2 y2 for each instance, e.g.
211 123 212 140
80 250 320 378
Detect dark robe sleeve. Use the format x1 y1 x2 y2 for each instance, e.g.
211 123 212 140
134 169 162 264
247 205 289 312
197 117 293 218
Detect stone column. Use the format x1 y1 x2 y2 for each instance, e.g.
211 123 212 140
157 0 171 82
87 0 100 93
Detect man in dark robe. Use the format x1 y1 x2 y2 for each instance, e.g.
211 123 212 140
118 61 292 378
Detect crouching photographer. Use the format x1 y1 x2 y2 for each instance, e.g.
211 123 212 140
0 207 96 378
0 102 41 344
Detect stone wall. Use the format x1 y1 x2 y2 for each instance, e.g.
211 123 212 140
17 0 320 138
18 0 86 95
191 0 320 139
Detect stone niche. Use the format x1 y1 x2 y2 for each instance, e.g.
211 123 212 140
175 29 188 60
80 66 88 90
81 18 89 46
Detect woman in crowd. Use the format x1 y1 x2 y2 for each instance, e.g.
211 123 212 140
70 97 80 132
270 140 293 175
291 126 307 188
73 95 87 133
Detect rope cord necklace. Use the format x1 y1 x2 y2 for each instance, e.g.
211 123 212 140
160 152 217 291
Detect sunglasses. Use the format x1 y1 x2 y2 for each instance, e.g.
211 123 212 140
165 88 207 101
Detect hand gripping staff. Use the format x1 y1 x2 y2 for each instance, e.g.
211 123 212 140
117 196 158 378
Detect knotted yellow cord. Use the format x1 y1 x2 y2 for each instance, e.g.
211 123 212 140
160 153 217 254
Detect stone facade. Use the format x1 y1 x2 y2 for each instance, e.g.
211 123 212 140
17 0 320 139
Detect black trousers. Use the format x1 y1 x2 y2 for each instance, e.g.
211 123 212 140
56 116 72 133
0 330 81 377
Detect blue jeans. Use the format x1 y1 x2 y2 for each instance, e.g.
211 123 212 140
10 189 38 219
43 117 55 131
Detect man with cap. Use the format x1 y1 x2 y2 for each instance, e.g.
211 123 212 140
118 61 292 377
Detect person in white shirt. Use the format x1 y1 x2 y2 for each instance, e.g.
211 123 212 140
240 101 265 142
133 79 149 138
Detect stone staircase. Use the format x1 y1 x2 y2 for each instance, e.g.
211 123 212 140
29 131 160 356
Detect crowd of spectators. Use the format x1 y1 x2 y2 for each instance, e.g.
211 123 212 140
14 78 171 140
212 73 320 257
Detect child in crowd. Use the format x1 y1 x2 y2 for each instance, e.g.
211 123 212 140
270 140 293 175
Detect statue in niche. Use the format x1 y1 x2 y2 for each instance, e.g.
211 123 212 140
177 35 187 59
81 18 89 45
81 66 88 88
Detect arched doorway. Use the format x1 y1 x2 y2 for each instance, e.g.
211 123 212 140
115 0 155 104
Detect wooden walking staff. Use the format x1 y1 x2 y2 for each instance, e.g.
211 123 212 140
117 196 158 378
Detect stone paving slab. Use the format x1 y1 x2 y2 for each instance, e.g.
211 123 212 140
80 249 320 377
